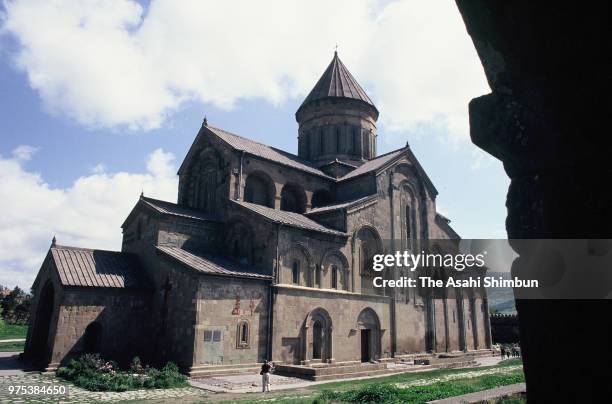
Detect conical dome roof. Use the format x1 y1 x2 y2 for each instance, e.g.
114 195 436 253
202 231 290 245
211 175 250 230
297 52 377 114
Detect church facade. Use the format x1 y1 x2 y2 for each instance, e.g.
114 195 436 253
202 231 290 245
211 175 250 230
24 52 492 373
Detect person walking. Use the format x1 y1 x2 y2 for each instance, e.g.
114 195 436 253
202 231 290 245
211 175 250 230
260 361 273 392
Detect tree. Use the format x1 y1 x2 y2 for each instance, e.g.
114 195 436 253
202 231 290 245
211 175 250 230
0 286 32 325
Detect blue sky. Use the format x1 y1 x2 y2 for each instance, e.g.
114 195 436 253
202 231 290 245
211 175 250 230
0 0 509 289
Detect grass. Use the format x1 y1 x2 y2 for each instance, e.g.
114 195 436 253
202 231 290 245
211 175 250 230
317 372 525 403
0 323 28 340
305 358 521 393
0 341 24 352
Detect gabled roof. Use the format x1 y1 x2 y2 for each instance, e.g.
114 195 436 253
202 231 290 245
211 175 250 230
339 148 405 180
179 125 334 180
435 213 460 239
156 245 272 280
337 146 439 196
298 52 377 115
232 200 347 237
49 245 148 289
121 196 217 229
306 194 378 215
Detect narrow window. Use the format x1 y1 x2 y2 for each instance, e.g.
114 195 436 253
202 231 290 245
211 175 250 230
240 323 248 344
315 267 321 287
331 265 338 289
136 219 143 240
336 127 341 153
204 330 212 342
405 205 412 250
237 321 249 347
320 129 324 155
292 260 300 284
212 330 222 342
452 310 456 323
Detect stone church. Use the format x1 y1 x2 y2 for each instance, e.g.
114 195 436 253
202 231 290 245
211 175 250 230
24 52 492 375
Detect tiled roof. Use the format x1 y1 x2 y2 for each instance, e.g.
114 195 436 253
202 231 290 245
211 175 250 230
207 126 333 179
339 148 405 180
140 196 216 222
232 200 347 236
306 195 378 215
50 245 147 289
156 246 272 280
298 52 377 113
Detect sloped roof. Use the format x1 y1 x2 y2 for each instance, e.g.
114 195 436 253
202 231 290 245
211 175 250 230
232 200 347 236
121 196 218 229
306 194 378 215
50 245 147 289
156 245 272 280
435 213 460 239
141 196 216 221
207 126 333 179
298 52 377 114
339 148 405 180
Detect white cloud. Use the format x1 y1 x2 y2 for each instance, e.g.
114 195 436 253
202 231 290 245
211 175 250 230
1 0 488 140
0 146 178 289
11 144 38 160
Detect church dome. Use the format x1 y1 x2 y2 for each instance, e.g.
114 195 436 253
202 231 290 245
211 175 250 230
296 51 378 118
296 52 379 166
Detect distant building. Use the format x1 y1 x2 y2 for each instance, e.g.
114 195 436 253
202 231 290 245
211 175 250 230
24 52 491 373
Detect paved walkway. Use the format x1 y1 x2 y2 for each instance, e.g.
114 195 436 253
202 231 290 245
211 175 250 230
428 382 526 403
190 355 506 394
0 353 512 402
0 373 209 403
0 352 29 376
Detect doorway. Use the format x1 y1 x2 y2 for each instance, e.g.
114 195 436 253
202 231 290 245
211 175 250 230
361 329 371 362
312 321 323 360
29 282 55 364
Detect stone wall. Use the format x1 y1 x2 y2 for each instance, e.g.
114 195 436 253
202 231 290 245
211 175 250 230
53 288 151 366
271 285 391 363
194 276 270 366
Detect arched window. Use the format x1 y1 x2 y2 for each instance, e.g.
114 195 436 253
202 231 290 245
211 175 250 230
198 166 216 213
136 219 143 240
320 128 325 155
244 172 274 207
280 184 306 213
331 265 338 289
237 321 249 348
292 260 300 284
405 205 412 250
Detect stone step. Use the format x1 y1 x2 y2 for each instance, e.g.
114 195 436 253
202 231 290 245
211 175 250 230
311 367 394 381
188 365 261 378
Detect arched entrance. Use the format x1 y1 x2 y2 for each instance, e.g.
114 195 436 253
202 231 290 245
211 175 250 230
357 308 381 362
83 322 103 354
312 321 323 359
304 308 333 363
29 281 55 364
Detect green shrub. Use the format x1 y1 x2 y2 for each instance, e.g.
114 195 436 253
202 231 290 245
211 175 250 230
315 372 525 404
56 354 187 392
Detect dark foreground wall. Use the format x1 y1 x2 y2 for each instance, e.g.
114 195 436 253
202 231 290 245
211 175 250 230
490 314 519 344
455 1 611 402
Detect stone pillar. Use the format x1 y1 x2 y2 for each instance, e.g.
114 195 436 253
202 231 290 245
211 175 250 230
456 1 610 401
